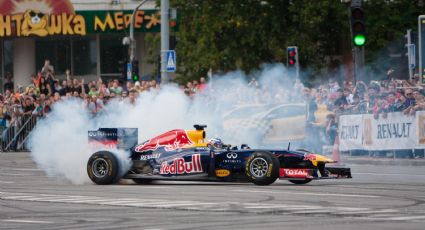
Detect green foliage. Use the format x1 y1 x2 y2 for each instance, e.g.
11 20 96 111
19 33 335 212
152 0 425 82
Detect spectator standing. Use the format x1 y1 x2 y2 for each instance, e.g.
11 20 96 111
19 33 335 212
41 60 54 76
3 73 14 92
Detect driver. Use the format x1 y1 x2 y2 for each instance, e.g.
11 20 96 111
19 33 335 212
207 138 224 149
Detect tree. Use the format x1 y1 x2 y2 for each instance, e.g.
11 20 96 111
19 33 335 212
149 0 425 83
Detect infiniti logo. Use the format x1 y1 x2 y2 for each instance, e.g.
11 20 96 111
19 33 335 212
226 152 237 159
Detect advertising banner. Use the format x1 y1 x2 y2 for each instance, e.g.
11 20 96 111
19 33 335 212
339 114 363 151
339 112 419 151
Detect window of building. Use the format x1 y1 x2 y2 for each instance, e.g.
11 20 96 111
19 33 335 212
35 36 97 76
36 38 71 75
3 40 13 77
100 36 127 75
73 37 97 76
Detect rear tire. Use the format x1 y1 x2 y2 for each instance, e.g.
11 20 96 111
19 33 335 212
288 179 312 185
87 151 120 185
246 152 279 185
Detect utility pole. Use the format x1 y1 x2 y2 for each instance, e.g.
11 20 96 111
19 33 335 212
160 0 170 83
405 29 415 81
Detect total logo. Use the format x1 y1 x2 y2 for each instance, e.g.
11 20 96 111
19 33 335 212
280 168 310 178
160 154 203 175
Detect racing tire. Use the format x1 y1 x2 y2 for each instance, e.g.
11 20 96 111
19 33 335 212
132 179 153 184
87 151 120 185
246 152 280 186
288 179 312 185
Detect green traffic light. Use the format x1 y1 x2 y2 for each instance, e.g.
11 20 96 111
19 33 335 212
354 34 366 46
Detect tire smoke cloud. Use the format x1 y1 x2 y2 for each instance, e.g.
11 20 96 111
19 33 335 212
28 64 304 184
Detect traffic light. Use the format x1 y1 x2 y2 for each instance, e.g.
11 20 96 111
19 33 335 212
287 46 298 67
351 6 366 47
118 59 127 80
131 60 139 82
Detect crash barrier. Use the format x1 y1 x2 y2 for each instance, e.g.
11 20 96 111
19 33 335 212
339 111 425 151
1 115 37 152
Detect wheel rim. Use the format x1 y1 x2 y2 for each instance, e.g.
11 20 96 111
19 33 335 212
250 158 268 177
92 158 109 178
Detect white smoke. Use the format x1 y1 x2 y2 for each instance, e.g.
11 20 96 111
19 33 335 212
28 64 304 184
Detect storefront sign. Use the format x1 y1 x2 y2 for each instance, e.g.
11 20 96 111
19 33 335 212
0 0 176 37
80 10 164 34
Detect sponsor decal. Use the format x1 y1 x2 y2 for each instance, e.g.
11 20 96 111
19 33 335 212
160 154 202 175
135 130 194 152
303 154 316 161
140 153 160 160
215 169 230 177
266 163 273 177
279 168 309 178
88 131 119 137
88 140 118 149
223 152 241 163
226 152 237 159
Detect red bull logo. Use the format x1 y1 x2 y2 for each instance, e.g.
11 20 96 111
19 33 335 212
135 129 194 152
160 154 203 175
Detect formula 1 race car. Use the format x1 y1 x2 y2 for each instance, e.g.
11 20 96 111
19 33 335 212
87 125 351 185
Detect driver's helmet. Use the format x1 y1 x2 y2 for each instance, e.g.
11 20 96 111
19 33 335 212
208 138 223 149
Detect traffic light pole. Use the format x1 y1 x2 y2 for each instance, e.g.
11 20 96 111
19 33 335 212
160 0 170 83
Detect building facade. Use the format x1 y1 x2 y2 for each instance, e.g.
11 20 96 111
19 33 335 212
0 0 167 91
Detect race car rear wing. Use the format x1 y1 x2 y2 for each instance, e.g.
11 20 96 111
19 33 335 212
88 128 138 150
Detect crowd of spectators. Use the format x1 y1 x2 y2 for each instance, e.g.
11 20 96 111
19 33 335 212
0 60 210 134
1 58 423 157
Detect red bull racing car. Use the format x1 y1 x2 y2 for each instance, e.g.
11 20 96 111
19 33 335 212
87 125 351 185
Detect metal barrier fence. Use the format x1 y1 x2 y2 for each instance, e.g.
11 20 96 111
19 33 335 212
1 115 38 152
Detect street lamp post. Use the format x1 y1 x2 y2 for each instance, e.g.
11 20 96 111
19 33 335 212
160 0 170 83
129 0 149 62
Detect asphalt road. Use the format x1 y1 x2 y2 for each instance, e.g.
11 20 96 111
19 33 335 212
1 152 425 230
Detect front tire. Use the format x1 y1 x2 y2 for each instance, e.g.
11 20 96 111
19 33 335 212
246 152 279 185
87 151 120 185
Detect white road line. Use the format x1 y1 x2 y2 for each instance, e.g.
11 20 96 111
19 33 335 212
334 209 398 215
231 189 379 198
0 173 32 176
152 202 216 208
354 172 425 177
1 219 53 224
0 181 14 184
382 216 425 221
1 168 42 171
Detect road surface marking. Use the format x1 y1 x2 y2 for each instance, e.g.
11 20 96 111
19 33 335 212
2 192 424 222
1 219 53 224
231 189 379 198
354 172 425 177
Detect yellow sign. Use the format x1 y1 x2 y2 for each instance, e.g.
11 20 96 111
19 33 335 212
215 169 231 177
0 11 85 37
